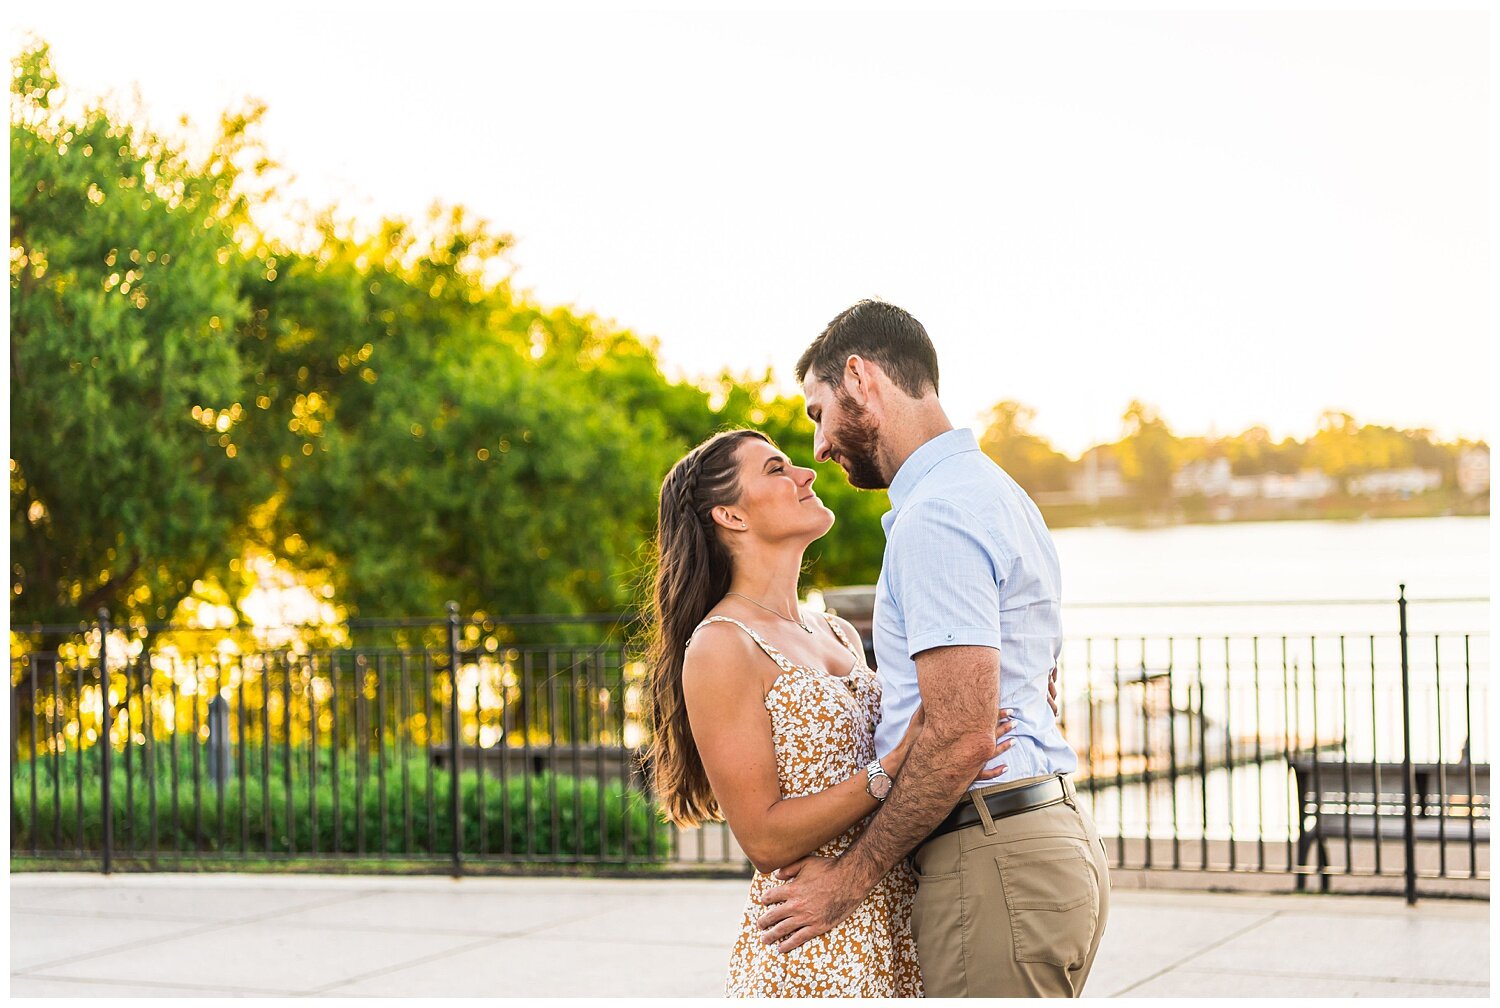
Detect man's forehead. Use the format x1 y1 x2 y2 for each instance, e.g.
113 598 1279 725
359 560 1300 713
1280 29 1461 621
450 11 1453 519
800 376 831 405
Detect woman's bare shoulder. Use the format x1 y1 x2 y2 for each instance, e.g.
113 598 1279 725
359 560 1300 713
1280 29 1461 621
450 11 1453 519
683 617 767 691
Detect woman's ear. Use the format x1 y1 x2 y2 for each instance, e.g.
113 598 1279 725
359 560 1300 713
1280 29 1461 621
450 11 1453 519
710 505 748 532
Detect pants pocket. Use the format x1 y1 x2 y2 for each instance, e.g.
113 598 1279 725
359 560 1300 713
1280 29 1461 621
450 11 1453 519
994 842 1098 969
911 870 966 996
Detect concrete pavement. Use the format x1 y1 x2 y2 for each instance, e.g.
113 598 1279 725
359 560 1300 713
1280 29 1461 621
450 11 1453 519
8 872 1491 998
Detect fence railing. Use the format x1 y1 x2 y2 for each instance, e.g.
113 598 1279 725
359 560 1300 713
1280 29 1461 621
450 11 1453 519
9 591 1489 899
1056 628 1488 899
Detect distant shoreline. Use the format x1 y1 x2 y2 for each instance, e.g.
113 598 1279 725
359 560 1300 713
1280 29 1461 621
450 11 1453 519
1040 492 1489 531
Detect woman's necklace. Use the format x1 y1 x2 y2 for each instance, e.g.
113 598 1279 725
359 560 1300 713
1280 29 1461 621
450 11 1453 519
726 591 815 634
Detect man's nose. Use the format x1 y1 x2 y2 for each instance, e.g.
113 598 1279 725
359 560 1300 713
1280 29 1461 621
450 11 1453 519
813 430 831 463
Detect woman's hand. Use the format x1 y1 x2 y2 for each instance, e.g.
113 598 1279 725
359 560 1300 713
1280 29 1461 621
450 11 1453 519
980 709 1018 782
882 704 926 778
882 705 1018 780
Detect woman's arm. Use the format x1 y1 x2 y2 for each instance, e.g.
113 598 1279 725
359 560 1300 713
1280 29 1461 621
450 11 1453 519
682 623 1011 874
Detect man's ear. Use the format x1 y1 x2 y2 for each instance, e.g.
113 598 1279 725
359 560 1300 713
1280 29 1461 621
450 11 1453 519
844 355 886 408
844 355 871 404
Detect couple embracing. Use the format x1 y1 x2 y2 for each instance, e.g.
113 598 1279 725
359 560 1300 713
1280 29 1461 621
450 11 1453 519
644 301 1110 998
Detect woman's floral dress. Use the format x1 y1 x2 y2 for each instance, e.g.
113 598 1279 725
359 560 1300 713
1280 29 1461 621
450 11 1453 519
687 613 923 998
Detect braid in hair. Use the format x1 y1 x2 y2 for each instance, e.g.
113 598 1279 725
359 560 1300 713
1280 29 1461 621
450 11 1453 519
643 429 769 827
676 452 704 525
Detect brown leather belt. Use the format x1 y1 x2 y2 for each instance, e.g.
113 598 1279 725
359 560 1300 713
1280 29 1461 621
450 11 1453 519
925 774 1074 844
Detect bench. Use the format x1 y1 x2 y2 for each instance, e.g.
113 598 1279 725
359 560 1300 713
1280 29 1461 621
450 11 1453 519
1291 757 1490 891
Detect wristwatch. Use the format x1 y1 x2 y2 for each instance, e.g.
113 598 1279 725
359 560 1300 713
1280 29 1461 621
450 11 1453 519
865 759 893 802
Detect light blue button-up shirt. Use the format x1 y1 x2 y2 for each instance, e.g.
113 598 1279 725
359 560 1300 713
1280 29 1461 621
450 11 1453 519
873 427 1077 787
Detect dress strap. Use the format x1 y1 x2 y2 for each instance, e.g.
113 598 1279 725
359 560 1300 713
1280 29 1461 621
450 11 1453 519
686 615 798 675
820 611 864 665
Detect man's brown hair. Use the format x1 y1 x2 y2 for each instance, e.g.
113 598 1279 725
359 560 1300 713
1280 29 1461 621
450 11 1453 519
795 300 940 398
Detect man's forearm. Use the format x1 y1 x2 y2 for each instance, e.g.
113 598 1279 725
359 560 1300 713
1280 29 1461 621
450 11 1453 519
834 728 982 889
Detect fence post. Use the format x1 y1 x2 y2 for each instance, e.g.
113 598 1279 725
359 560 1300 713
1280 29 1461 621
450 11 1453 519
447 601 464 879
1397 584 1417 905
207 696 231 791
97 609 113 875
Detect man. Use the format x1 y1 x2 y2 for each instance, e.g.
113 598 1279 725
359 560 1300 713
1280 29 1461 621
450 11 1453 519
756 300 1109 997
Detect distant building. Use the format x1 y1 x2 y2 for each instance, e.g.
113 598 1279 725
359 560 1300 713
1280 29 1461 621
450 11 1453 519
1172 458 1232 498
1223 469 1334 501
1227 476 1261 500
1262 469 1337 501
1457 447 1490 496
1071 448 1130 503
1346 468 1443 497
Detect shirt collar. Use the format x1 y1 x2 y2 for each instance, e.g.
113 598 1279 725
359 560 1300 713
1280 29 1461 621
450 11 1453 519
886 427 980 513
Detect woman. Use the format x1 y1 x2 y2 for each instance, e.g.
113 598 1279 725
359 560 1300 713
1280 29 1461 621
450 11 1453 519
643 429 1019 997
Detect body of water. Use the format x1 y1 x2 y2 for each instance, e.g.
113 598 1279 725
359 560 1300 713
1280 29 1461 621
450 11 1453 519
1041 516 1488 843
1052 514 1488 638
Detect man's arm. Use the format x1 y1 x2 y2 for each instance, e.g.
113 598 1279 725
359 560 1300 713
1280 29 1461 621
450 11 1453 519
754 643 998 953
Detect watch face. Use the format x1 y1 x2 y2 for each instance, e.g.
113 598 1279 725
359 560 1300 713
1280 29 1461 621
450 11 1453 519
870 773 893 800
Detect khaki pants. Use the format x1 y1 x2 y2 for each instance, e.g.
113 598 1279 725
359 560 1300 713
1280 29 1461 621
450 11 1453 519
910 775 1110 998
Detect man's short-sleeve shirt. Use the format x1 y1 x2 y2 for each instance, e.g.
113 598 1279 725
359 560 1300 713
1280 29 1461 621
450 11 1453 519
872 428 1077 787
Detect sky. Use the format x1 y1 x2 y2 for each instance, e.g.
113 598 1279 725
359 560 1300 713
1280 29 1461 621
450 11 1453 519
6 3 1491 457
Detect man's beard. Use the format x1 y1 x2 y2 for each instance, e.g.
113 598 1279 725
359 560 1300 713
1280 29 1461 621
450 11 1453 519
829 389 887 490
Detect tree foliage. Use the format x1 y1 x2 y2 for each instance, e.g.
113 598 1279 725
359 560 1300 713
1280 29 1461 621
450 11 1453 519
10 44 269 627
1116 400 1177 506
11 39 1483 637
10 41 891 632
1304 411 1457 483
978 401 1072 494
233 212 677 617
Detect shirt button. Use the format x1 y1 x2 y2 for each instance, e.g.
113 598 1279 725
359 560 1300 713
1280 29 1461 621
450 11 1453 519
945 633 954 640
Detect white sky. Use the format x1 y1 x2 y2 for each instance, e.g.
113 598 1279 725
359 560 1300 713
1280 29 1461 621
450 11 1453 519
7 3 1491 457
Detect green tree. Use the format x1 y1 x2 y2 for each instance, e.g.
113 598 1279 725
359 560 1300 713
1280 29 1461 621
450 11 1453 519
235 210 689 621
7 37 1006 641
1223 424 1304 476
1304 411 1418 483
10 43 268 628
1116 400 1176 508
978 400 1073 494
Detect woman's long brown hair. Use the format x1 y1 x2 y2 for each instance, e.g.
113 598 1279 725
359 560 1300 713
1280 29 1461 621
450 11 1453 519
644 429 769 828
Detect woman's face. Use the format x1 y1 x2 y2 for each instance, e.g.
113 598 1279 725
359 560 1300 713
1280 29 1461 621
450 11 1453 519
722 437 835 544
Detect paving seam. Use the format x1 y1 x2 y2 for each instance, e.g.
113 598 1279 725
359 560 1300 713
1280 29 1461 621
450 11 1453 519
10 905 216 925
1169 965 1490 988
13 887 642 948
10 889 384 975
8 902 387 927
300 904 637 996
10 970 297 997
298 935 518 996
1106 910 1283 997
520 932 730 950
231 890 641 939
11 916 215 977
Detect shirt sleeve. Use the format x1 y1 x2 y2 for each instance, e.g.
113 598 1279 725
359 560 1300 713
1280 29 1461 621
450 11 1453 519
887 497 1005 659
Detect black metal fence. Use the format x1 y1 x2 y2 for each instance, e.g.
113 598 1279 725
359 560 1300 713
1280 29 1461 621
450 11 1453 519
1055 590 1488 902
8 606 737 875
9 591 1489 899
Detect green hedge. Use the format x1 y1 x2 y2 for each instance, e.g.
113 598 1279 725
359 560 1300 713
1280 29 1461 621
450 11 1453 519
10 743 665 860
